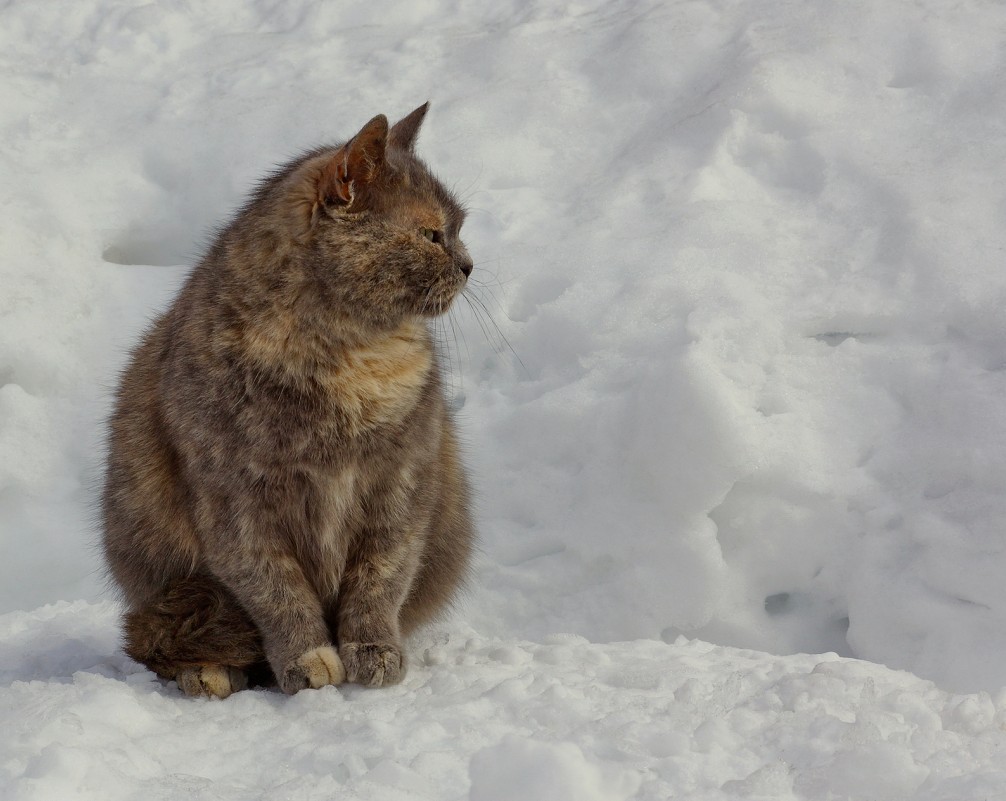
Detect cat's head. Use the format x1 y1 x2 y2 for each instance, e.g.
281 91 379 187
280 104 472 331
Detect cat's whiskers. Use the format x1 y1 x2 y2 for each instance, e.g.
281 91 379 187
462 257 516 332
461 286 526 376
406 286 436 364
447 307 467 401
433 315 455 400
459 294 494 353
419 285 435 317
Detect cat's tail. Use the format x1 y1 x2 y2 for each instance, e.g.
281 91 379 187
123 574 271 688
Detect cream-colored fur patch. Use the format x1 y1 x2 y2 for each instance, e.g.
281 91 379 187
319 322 432 434
312 467 357 597
176 665 247 699
294 645 346 688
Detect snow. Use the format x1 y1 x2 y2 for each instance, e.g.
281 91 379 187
6 602 1006 800
3 0 1006 798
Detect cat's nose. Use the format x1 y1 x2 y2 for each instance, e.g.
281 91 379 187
459 260 473 278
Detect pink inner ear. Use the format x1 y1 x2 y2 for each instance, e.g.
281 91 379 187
316 115 389 206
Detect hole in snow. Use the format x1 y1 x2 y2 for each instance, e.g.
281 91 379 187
764 592 791 615
813 332 857 347
810 331 882 347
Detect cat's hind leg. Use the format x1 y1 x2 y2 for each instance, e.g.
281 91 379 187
122 575 266 698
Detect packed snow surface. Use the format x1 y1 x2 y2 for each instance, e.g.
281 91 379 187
6 602 1006 801
3 0 1006 797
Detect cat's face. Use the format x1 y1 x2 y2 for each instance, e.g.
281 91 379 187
293 106 473 331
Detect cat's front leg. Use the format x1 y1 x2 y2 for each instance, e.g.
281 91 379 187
204 519 345 693
337 531 419 687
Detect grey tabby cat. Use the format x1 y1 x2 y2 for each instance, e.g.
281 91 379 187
101 103 474 698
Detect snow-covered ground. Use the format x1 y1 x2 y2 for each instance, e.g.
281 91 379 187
4 0 1006 798
5 601 1006 801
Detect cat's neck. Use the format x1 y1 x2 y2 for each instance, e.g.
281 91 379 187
228 305 435 434
227 291 431 383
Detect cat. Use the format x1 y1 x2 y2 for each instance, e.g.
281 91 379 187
101 103 475 698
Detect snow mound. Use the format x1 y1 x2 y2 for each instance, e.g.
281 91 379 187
4 603 1006 800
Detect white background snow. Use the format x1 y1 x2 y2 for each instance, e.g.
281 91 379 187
3 0 1006 798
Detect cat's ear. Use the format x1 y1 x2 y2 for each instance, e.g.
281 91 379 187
319 114 389 205
388 102 430 153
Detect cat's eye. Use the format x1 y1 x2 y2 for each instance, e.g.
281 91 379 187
420 227 443 244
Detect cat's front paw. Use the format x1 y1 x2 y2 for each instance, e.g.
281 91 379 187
280 645 346 694
340 642 404 687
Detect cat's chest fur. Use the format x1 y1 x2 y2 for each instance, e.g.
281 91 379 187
237 323 438 597
301 331 437 597
314 323 434 437
232 315 435 445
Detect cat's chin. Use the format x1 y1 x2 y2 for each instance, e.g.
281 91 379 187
415 285 465 318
